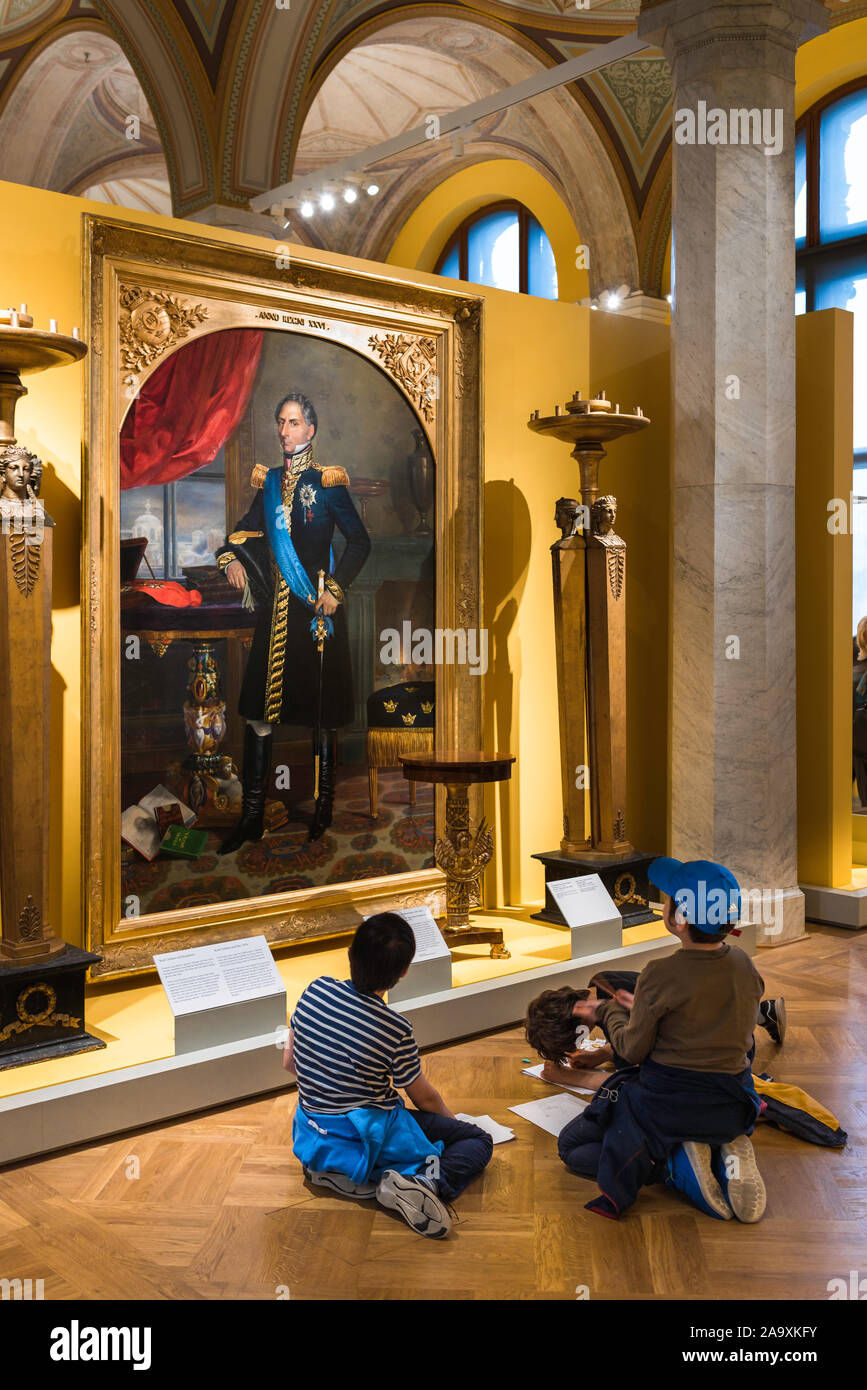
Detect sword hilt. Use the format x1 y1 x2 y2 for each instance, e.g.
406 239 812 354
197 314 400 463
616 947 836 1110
315 569 327 653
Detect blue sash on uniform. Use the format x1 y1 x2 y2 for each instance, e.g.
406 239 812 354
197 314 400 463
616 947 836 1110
264 464 334 640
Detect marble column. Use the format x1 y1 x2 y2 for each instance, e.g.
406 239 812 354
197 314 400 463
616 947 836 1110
638 0 827 943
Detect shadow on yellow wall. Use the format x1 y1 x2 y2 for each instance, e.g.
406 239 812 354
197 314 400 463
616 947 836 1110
483 478 533 906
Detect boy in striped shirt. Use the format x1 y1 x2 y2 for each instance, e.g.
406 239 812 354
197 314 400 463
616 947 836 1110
284 912 493 1238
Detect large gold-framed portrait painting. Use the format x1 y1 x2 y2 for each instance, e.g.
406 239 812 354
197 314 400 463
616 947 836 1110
83 216 484 979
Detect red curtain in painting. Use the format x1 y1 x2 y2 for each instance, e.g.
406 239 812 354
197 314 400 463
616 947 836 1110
119 328 264 490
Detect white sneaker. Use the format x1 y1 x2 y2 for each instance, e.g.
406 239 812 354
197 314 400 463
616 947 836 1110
717 1136 767 1223
302 1166 377 1199
376 1169 452 1238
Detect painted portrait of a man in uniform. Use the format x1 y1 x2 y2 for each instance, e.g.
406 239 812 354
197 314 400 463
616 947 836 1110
215 391 371 849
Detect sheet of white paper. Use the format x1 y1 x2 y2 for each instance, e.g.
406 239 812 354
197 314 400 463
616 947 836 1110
395 906 450 963
121 805 161 860
522 1062 598 1096
455 1113 515 1144
548 872 619 929
155 934 284 1016
509 1093 588 1137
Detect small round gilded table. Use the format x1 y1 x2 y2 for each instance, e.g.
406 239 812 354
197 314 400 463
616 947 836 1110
399 752 516 960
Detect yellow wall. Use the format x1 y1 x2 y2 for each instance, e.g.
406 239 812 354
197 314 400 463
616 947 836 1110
797 18 867 117
0 179 667 943
387 158 589 304
478 290 591 906
795 311 854 888
587 311 672 861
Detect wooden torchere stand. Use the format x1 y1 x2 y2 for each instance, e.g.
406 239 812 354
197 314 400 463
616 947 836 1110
527 392 661 929
400 752 515 959
0 317 104 1067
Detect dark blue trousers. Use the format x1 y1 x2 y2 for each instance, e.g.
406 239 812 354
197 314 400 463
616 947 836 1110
409 1110 493 1202
558 1059 762 1219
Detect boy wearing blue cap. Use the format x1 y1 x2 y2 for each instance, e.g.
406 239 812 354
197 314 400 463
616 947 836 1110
557 857 767 1223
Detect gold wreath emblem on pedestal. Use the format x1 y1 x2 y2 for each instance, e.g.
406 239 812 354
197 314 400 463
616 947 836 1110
613 872 638 906
0 982 81 1044
17 982 57 1024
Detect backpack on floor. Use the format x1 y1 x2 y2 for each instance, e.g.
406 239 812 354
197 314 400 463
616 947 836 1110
752 1073 848 1148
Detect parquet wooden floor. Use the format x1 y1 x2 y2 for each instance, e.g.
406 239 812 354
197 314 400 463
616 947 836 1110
1 925 865 1301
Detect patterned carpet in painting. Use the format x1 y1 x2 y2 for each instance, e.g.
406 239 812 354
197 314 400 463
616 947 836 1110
121 770 434 915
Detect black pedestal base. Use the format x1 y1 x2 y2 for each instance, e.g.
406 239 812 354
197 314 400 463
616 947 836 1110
0 944 105 1071
532 849 663 929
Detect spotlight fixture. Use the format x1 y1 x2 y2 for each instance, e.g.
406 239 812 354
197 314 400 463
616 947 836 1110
300 200 314 218
605 292 622 311
320 192 336 211
666 293 673 304
344 187 358 203
366 183 379 196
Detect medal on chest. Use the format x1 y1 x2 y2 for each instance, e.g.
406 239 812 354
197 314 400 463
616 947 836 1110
299 482 317 523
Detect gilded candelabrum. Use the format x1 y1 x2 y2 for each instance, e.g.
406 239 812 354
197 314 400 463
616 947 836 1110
0 305 107 1069
527 391 650 862
0 308 86 964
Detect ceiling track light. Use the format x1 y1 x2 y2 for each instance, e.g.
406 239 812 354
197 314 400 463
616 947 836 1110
277 181 373 219
252 32 650 215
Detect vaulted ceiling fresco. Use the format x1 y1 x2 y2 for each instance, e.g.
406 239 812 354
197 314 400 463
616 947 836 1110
0 17 170 206
0 1 857 296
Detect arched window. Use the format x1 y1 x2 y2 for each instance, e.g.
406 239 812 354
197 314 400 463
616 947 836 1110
436 201 558 300
797 81 867 628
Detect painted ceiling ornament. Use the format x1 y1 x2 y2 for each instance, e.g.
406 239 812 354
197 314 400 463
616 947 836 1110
119 284 209 375
367 331 437 423
599 57 672 148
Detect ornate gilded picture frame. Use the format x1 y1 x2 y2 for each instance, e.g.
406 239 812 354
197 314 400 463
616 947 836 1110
82 214 484 980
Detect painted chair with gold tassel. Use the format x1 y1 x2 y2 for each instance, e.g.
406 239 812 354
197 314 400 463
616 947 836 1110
366 681 434 818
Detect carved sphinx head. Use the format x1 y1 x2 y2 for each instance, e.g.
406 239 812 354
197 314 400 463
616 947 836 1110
591 494 617 536
554 496 581 539
0 445 41 502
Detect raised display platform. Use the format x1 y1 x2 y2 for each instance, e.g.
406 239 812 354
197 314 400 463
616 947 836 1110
0 907 729 1166
801 866 867 929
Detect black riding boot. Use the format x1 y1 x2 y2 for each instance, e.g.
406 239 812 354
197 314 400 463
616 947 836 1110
219 724 272 856
308 728 336 841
